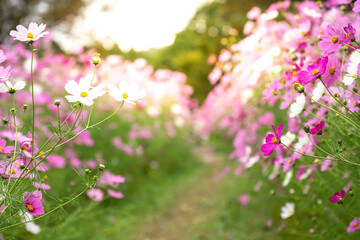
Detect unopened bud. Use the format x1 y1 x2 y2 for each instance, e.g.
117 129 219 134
293 82 304 93
54 100 61 106
270 189 275 196
353 88 358 93
10 108 16 113
22 104 28 110
349 190 354 197
98 164 105 171
2 118 9 125
314 159 320 164
19 164 26 169
85 169 91 174
93 175 98 181
337 139 342 145
303 125 310 133
92 53 101 65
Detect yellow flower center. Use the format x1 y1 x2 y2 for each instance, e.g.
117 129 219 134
21 146 28 151
0 146 2 151
271 90 276 94
80 92 88 97
14 161 19 165
27 204 34 211
329 67 335 75
346 33 350 38
272 137 278 144
353 74 356 78
354 222 358 227
292 71 298 76
300 149 305 153
331 37 338 43
287 159 292 164
312 69 319 75
122 93 128 99
27 32 33 39
10 169 15 174
354 102 357 107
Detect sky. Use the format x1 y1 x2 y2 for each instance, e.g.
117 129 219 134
55 0 212 52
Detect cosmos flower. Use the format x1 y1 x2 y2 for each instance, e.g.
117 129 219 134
289 94 305 118
347 219 360 232
261 123 283 156
65 77 106 106
353 0 360 13
0 66 11 83
329 190 345 204
108 81 145 105
0 80 26 93
22 190 44 216
322 54 341 87
280 202 295 219
298 57 328 85
10 22 48 42
318 24 345 56
0 138 14 154
87 188 104 201
343 51 360 85
310 121 325 135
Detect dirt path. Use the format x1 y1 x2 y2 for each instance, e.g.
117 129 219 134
135 146 226 240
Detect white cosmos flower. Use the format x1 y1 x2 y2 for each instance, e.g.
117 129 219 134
20 211 41 234
65 77 106 106
289 94 305 118
0 80 26 93
280 202 295 219
312 82 324 101
282 169 293 187
343 51 360 85
280 131 296 146
108 81 145 105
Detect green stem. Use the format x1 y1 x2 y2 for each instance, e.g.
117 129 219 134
30 43 35 158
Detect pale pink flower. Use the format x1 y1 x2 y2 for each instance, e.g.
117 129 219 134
10 22 48 42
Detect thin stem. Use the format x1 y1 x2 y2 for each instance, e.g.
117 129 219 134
57 105 62 138
30 43 35 158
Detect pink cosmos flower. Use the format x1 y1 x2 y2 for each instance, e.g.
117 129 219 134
347 219 360 232
0 204 6 213
318 25 345 56
10 22 48 42
322 54 341 87
238 194 250 206
87 188 104 201
47 154 66 168
353 0 360 13
0 50 5 64
344 24 356 42
107 189 124 199
0 138 14 154
262 81 279 106
0 66 11 83
22 190 44 216
310 121 325 135
298 57 328 85
261 123 283 156
32 182 51 190
329 190 345 204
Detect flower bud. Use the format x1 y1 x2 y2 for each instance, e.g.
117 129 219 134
270 189 275 196
10 108 16 113
353 87 358 93
19 164 26 169
8 88 16 94
98 164 105 171
85 169 91 174
337 139 342 146
314 159 320 164
93 175 98 181
92 53 101 65
303 125 310 133
22 104 28 110
2 118 9 125
293 82 304 93
349 190 354 197
54 100 61 106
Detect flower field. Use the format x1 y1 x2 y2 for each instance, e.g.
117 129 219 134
1 0 360 239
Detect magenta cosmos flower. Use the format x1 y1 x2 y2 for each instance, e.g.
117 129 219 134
329 190 345 204
10 22 48 43
22 190 44 216
353 0 360 13
318 24 345 56
261 123 283 156
298 57 328 85
322 54 341 87
347 218 360 232
310 121 325 135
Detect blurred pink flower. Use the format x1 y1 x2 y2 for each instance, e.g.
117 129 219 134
238 194 250 206
87 188 104 201
347 219 360 232
107 189 124 199
329 190 345 204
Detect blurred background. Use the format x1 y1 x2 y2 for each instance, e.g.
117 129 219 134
0 0 275 102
